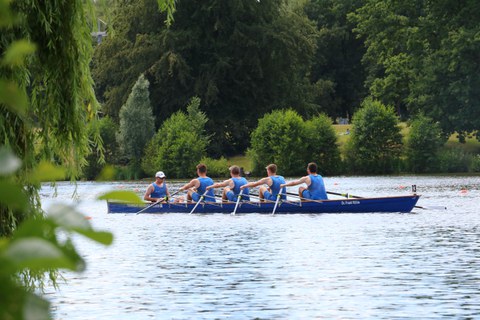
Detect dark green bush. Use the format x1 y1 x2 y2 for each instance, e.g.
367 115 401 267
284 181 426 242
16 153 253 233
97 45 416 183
305 114 342 175
83 116 118 180
437 148 471 173
345 99 403 174
470 155 480 172
249 109 307 176
200 157 229 178
142 97 209 178
405 114 445 173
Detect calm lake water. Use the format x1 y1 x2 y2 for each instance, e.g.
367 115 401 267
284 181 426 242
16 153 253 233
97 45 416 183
42 176 480 319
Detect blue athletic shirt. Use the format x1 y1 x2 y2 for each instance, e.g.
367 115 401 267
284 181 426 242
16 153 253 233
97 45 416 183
232 177 250 201
270 176 286 200
197 177 215 202
150 183 167 198
307 174 328 200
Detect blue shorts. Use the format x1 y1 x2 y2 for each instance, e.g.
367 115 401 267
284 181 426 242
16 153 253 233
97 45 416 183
302 190 326 200
263 190 276 201
192 192 215 202
226 191 250 202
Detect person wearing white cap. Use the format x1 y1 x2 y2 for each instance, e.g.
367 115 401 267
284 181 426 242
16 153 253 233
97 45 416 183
144 171 170 202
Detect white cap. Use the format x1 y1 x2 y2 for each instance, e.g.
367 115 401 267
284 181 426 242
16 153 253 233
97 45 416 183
155 171 166 178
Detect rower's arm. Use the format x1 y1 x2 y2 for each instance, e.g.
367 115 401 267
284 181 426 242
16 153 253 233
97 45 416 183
144 184 154 201
207 179 230 190
281 176 308 188
241 177 269 189
180 179 199 191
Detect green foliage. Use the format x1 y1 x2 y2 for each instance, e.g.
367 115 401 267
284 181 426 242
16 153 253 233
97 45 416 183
350 0 480 138
200 157 229 178
0 211 112 320
470 155 480 173
437 148 471 173
117 74 155 170
1 0 102 235
249 110 307 176
305 114 342 175
0 149 114 320
84 116 118 180
0 1 112 317
345 99 403 174
249 110 342 176
142 97 209 178
92 0 319 155
405 115 445 173
304 0 366 119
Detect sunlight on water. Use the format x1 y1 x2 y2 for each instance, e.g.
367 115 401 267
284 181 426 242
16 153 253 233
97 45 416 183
43 176 480 319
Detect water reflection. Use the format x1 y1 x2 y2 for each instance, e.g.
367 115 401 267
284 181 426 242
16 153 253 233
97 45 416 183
44 176 480 319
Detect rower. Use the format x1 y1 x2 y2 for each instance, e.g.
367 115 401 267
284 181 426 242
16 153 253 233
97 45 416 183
206 165 250 202
280 162 327 200
178 163 216 202
241 163 286 202
144 171 171 203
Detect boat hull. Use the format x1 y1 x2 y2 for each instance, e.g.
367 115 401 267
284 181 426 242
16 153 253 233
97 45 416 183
107 195 420 214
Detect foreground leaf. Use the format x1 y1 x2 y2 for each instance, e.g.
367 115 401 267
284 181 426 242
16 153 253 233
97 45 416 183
0 148 21 175
2 40 36 67
97 190 143 204
47 203 91 230
0 180 28 210
29 161 66 183
0 80 28 115
4 238 77 271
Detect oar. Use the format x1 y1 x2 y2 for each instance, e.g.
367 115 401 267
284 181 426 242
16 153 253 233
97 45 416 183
324 190 446 210
136 199 161 215
166 189 182 202
247 193 277 203
271 193 282 215
326 190 356 198
231 189 244 215
282 192 325 204
189 190 208 214
136 189 182 215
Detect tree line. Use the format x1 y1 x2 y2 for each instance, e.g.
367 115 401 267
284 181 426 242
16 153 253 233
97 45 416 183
90 73 480 180
90 0 479 178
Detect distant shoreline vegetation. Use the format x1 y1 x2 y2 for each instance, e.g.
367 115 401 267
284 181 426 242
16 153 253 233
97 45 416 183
85 103 480 180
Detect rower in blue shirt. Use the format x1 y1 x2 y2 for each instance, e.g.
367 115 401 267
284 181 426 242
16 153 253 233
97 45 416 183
206 165 250 202
240 163 286 201
144 171 171 202
281 162 328 200
179 163 216 202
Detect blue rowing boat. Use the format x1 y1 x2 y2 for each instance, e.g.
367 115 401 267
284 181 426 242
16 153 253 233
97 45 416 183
107 194 420 214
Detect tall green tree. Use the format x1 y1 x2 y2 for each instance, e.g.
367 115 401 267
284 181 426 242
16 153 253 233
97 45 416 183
117 74 155 174
350 0 480 138
93 0 318 156
304 0 366 119
345 99 403 174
